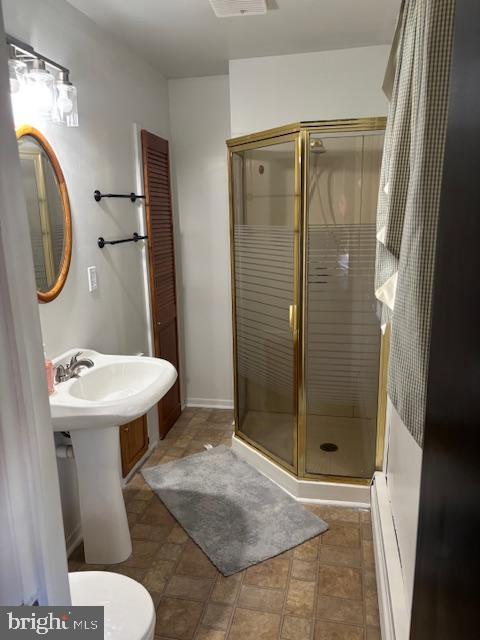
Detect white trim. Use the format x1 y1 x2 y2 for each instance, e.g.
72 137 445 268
187 398 234 409
232 435 370 506
66 524 83 558
371 472 409 640
384 401 422 616
132 123 161 448
132 122 155 362
122 441 157 485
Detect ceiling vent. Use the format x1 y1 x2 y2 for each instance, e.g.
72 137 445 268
209 0 267 18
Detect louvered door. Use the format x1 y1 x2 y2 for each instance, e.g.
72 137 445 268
141 130 181 437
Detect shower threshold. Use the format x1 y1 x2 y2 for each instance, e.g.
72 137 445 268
231 434 371 507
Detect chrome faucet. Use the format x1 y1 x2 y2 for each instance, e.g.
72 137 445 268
55 352 94 384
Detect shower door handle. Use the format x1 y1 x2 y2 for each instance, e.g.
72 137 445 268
289 304 298 337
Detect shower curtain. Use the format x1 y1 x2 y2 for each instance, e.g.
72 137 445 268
375 0 455 447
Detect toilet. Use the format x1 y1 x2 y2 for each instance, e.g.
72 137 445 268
69 571 155 640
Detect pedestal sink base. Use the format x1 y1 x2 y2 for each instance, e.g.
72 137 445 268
71 425 132 564
50 349 177 565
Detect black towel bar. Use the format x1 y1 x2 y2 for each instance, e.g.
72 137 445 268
94 190 145 203
97 232 148 249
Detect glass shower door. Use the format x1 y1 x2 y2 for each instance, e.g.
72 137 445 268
231 139 298 470
305 132 384 479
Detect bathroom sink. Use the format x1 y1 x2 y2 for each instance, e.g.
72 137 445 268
50 349 177 565
50 349 177 430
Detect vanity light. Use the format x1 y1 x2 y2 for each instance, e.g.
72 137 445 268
53 71 79 127
26 59 55 118
6 34 79 127
8 45 27 94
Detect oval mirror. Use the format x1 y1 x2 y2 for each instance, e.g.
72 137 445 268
16 126 72 302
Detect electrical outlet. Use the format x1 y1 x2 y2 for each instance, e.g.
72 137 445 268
87 266 98 292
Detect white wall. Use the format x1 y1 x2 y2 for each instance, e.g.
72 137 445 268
229 45 390 137
385 400 422 620
2 0 170 547
168 75 233 407
168 47 390 409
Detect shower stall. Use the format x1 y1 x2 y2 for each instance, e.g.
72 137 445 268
227 118 387 486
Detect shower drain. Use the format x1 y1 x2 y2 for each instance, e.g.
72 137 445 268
320 442 338 452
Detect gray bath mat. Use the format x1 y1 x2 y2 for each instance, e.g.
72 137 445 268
142 445 328 575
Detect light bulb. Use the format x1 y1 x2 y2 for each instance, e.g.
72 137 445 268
10 75 20 94
26 60 54 118
8 56 27 95
53 72 78 127
35 83 54 112
56 86 73 115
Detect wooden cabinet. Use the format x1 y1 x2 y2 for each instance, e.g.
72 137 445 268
119 414 149 477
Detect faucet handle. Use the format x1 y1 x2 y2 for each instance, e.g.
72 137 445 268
69 351 83 367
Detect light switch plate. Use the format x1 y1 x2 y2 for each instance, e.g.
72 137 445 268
87 266 98 292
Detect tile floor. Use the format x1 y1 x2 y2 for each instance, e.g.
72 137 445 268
69 407 381 640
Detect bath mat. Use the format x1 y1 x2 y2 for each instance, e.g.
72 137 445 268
142 445 328 575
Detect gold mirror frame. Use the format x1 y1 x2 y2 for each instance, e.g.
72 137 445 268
16 126 72 303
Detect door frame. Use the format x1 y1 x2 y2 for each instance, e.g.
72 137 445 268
410 2 480 636
228 132 301 475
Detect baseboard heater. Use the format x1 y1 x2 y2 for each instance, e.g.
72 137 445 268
371 472 409 640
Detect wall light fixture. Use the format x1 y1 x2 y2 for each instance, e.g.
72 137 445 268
7 34 79 127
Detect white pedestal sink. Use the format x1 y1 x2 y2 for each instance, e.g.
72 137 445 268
50 349 177 565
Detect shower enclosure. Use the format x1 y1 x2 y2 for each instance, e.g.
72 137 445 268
227 118 387 483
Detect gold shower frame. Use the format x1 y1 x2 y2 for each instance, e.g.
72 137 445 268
227 117 388 485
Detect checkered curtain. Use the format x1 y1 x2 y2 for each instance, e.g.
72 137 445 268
375 0 455 447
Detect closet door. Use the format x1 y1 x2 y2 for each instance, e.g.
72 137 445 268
141 130 181 438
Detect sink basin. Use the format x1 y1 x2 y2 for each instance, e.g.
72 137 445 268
50 349 177 565
69 362 162 401
51 349 177 430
